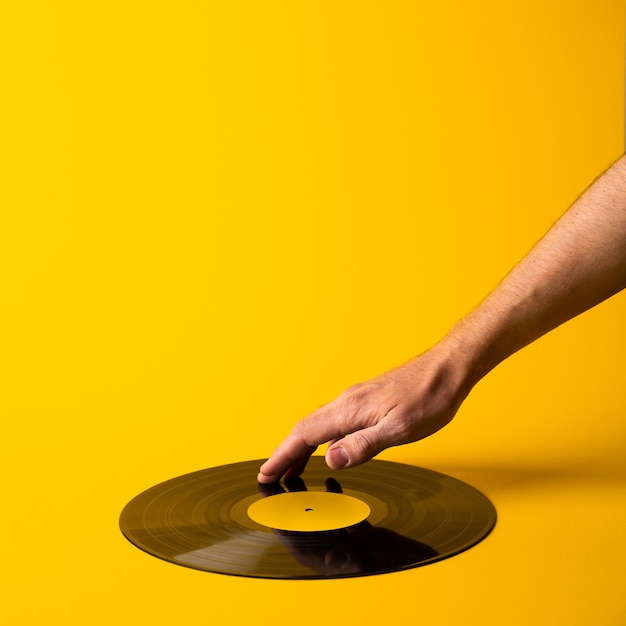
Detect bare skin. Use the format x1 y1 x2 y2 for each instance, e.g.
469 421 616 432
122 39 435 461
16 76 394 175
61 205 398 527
258 154 626 484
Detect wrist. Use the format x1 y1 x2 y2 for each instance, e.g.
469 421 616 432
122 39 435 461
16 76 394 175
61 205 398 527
436 318 498 399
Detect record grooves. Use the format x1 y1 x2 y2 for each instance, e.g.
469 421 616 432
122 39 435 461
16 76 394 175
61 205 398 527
119 457 496 579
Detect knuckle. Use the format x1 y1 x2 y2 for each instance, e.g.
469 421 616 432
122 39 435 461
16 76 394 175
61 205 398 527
289 415 326 449
391 412 418 440
340 381 378 414
339 383 363 406
352 430 379 458
394 424 417 446
289 419 310 444
343 381 365 394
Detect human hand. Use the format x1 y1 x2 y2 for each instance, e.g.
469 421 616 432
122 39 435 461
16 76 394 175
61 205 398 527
257 343 472 484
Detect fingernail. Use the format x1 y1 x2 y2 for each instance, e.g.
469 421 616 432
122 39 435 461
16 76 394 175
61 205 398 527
329 446 349 469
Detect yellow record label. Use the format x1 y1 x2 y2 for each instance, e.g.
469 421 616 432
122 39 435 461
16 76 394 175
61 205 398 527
247 491 371 532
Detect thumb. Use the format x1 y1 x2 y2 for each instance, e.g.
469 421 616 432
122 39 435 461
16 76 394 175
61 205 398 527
325 423 391 470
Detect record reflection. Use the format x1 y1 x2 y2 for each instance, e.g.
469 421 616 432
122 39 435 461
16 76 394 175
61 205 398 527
255 477 438 577
168 476 438 578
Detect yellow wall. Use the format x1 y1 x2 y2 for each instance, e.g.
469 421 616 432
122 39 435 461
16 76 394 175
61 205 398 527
2 2 625 624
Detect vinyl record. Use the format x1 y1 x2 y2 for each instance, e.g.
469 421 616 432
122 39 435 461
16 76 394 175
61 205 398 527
119 457 496 579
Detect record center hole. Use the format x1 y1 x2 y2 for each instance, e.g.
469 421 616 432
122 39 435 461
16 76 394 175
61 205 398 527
305 508 314 512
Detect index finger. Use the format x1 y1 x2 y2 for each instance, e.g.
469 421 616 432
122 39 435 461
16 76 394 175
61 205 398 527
256 437 317 484
257 405 350 483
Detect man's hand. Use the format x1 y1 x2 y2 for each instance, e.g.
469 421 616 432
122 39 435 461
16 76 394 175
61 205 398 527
257 342 472 484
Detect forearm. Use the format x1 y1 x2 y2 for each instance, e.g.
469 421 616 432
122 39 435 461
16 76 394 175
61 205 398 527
258 154 626 482
446 154 626 389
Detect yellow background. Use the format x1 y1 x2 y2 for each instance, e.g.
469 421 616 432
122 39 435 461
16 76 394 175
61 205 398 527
2 1 625 624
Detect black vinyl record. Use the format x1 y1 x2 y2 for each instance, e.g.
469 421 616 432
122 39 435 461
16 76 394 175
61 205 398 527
119 457 496 579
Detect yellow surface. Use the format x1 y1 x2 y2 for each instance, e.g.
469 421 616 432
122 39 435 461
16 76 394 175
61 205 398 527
1 1 625 624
